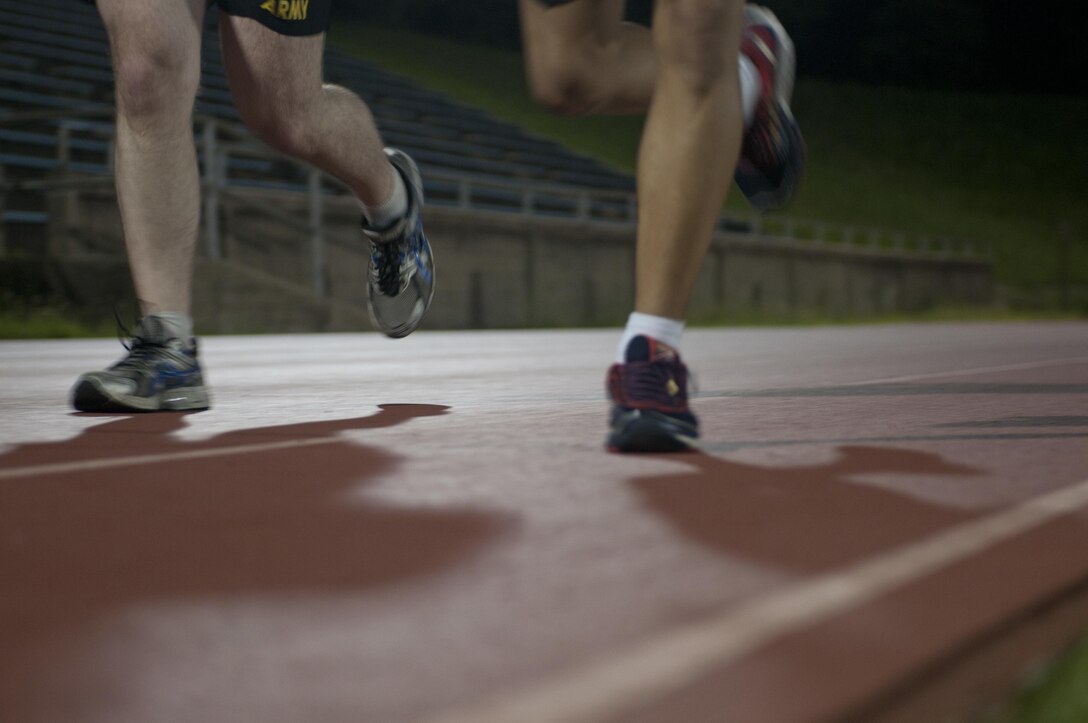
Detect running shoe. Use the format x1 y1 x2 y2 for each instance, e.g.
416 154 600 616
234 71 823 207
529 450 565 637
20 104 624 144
734 4 805 212
606 335 699 453
363 148 435 338
71 315 210 412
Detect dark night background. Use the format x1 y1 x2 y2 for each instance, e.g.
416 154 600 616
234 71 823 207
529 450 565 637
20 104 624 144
332 0 1087 96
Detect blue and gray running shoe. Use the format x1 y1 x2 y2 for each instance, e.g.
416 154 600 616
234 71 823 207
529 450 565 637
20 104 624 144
71 315 210 412
362 148 435 338
734 4 805 212
606 335 699 453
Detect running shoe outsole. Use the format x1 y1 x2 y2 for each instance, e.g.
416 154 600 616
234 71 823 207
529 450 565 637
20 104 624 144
72 376 210 413
607 409 699 453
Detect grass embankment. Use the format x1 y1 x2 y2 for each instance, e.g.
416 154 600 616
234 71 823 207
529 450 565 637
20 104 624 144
329 25 1088 307
0 307 114 339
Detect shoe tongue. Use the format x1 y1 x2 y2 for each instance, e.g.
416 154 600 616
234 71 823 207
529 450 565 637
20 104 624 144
625 335 678 363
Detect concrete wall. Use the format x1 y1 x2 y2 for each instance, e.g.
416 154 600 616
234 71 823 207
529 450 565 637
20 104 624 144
3 186 995 332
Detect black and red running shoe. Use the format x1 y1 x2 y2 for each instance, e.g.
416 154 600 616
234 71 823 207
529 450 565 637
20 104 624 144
606 335 699 453
735 4 805 212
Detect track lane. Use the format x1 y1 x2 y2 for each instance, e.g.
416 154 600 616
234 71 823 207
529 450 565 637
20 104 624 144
1 322 1086 723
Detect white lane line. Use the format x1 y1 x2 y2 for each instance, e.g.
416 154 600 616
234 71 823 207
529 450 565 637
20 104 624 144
425 477 1088 723
838 355 1088 387
698 355 1088 401
0 437 339 479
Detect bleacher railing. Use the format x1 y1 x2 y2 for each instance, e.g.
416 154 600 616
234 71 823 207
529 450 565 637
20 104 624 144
1 109 993 298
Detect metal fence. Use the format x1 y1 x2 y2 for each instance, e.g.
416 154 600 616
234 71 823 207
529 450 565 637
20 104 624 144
1 109 993 300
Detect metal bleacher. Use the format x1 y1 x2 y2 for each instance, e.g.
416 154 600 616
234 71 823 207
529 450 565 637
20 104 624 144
0 0 640 239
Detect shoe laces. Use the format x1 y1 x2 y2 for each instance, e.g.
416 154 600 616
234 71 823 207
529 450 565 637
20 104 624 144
110 339 167 374
370 240 408 297
609 356 692 413
368 220 421 297
110 311 182 372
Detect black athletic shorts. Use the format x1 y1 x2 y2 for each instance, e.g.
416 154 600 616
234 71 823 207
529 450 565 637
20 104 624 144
222 0 330 36
83 0 330 37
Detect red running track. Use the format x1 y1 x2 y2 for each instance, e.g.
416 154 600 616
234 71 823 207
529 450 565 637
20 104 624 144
2 322 1087 723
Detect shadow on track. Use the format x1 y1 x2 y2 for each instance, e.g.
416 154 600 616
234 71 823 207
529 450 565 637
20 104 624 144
0 405 511 722
630 446 984 573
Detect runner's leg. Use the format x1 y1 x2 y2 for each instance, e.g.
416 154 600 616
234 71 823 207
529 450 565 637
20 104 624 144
519 0 654 115
220 14 434 338
635 0 744 319
96 0 206 316
220 16 397 208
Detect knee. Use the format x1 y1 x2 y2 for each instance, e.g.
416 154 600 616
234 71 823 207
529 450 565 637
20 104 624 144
112 45 199 127
526 48 612 116
656 0 738 95
239 97 318 159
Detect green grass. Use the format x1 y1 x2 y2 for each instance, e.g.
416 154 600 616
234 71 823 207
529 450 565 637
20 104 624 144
328 26 1088 300
0 308 112 339
973 636 1088 723
329 24 646 173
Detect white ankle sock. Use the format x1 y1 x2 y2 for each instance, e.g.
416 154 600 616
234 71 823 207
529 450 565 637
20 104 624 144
739 55 762 128
144 311 194 341
616 312 685 362
360 166 409 229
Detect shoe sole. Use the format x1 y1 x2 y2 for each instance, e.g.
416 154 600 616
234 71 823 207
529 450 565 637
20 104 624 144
741 105 804 212
72 377 211 413
738 5 804 212
607 409 699 454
